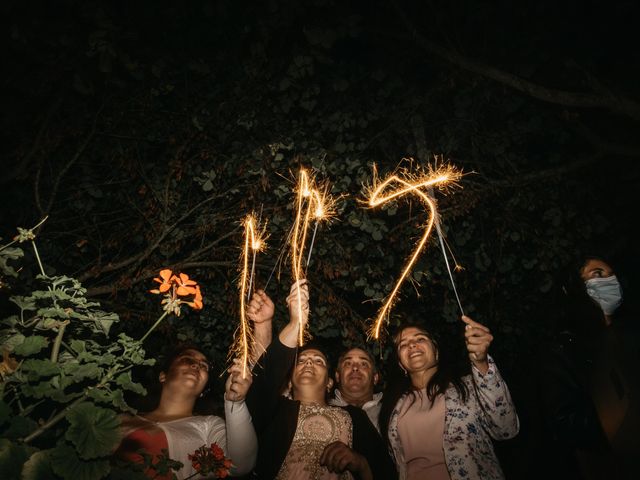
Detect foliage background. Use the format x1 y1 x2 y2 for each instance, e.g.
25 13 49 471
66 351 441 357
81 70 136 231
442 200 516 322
1 0 639 475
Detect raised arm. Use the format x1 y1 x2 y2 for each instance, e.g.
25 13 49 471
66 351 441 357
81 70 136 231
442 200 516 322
278 279 309 347
246 289 275 365
222 360 257 475
245 281 309 431
463 315 519 439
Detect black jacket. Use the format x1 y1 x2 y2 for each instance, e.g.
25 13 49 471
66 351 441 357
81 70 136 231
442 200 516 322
246 337 397 480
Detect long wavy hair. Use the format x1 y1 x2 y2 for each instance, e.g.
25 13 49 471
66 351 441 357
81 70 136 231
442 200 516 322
378 323 469 441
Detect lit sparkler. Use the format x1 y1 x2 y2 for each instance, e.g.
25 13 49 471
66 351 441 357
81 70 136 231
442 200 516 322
289 169 336 345
233 213 267 378
364 163 463 340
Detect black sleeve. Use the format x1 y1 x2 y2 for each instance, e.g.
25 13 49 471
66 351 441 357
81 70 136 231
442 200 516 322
245 337 297 434
347 406 398 480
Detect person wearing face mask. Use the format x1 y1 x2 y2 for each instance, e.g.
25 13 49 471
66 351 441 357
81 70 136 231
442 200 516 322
579 257 638 477
535 255 638 479
581 257 624 326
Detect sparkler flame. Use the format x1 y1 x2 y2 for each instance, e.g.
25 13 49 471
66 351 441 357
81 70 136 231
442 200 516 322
233 213 268 378
289 168 336 345
364 163 463 340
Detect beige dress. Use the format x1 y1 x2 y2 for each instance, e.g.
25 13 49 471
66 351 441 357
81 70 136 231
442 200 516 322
277 403 354 480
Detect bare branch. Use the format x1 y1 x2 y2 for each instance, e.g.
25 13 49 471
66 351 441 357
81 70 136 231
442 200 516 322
390 0 640 121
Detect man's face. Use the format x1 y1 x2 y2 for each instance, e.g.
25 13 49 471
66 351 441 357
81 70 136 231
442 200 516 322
335 348 378 400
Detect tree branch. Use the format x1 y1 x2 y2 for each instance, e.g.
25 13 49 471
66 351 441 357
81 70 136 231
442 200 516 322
390 0 640 121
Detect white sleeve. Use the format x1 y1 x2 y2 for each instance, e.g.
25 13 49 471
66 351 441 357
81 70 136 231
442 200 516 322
215 399 257 476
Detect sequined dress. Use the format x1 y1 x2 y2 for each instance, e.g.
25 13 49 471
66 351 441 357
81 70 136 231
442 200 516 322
277 403 354 480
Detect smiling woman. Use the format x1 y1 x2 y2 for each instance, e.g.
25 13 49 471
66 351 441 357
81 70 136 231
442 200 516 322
245 281 397 480
116 347 257 479
379 319 519 480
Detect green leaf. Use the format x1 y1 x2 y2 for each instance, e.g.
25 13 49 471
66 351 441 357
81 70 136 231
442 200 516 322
0 439 32 480
3 416 38 440
22 359 59 379
21 449 54 480
1 332 25 351
14 336 48 356
50 444 109 480
65 402 121 459
115 371 147 395
0 400 10 426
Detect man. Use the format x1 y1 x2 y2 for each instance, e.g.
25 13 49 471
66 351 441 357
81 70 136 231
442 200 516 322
330 347 382 431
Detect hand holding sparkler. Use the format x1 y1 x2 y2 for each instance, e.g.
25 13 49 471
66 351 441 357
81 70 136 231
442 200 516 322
279 280 310 348
246 289 274 362
462 315 492 374
225 358 253 402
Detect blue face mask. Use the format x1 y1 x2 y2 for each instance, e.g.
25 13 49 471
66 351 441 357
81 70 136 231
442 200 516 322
585 275 623 315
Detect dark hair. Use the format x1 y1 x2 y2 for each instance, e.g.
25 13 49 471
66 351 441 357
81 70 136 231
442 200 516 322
378 323 468 441
291 342 333 403
298 340 333 371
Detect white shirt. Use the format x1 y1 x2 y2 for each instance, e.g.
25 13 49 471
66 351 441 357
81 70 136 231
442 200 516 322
329 390 383 432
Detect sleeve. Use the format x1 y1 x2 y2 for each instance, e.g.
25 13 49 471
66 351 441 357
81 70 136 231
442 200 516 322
220 399 257 476
349 406 398 480
471 355 520 440
245 336 297 434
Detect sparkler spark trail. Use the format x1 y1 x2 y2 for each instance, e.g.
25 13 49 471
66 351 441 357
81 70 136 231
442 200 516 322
289 169 336 345
233 213 267 378
365 163 463 340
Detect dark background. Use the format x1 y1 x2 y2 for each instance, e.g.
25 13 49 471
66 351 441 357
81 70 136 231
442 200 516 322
1 0 639 477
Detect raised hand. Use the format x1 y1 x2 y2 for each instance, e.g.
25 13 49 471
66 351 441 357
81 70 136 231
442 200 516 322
246 289 275 325
462 315 493 374
286 279 309 327
225 359 253 402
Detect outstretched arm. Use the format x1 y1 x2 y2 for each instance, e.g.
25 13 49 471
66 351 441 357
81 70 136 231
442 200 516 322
278 280 309 347
223 360 257 475
462 315 519 439
246 289 274 365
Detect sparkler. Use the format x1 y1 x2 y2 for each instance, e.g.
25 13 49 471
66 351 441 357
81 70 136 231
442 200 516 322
233 213 267 378
364 163 463 340
289 169 336 345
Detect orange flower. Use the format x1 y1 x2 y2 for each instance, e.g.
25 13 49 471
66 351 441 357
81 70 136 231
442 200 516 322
185 285 203 310
175 272 198 296
150 269 173 294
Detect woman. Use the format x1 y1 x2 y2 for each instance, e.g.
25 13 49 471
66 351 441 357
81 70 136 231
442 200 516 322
117 347 257 479
379 316 519 480
245 282 397 480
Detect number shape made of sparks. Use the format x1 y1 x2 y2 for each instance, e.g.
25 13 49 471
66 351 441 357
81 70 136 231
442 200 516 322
235 214 266 378
290 169 329 346
365 165 462 340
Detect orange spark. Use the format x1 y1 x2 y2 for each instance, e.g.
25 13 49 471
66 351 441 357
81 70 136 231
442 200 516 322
234 213 267 378
289 169 336 345
364 163 463 340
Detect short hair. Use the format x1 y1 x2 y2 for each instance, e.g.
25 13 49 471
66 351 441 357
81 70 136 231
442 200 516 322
336 346 377 373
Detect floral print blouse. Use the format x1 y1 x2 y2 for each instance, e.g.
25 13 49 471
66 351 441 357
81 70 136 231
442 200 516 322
387 356 519 480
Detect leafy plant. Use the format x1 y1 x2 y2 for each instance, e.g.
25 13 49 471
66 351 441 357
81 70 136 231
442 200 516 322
0 222 197 479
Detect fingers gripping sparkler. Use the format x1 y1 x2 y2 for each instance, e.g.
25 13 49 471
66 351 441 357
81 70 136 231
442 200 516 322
234 214 267 378
365 164 463 340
